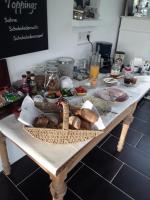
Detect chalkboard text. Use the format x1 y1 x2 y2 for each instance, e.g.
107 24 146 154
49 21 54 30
5 0 37 15
4 17 18 23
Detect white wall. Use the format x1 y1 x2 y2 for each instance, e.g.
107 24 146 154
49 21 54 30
117 16 150 64
93 0 124 54
0 0 124 171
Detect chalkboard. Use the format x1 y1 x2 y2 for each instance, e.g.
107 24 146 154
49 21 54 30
0 59 10 89
0 0 48 59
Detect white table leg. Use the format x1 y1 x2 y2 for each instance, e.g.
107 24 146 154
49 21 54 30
0 132 11 175
50 173 67 200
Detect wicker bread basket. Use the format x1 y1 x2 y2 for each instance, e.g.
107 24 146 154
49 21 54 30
24 101 102 144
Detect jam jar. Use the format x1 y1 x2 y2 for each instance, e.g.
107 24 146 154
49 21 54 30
110 64 121 78
45 67 59 94
124 74 137 86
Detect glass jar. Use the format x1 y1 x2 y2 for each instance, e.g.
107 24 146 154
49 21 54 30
44 67 59 94
77 58 88 70
124 73 137 86
89 54 100 87
57 57 75 78
33 64 46 91
33 64 46 75
111 64 121 78
46 60 58 69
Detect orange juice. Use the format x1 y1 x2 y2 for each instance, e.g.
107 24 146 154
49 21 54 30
89 65 100 87
90 65 99 79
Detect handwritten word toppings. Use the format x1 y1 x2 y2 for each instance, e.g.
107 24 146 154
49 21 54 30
4 0 37 15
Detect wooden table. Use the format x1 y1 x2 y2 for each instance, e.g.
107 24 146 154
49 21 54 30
0 79 149 200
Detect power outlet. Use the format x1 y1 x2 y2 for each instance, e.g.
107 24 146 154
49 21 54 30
78 31 90 44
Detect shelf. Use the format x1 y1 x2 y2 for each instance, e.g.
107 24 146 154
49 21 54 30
121 16 150 21
120 16 150 33
72 0 101 30
72 19 100 28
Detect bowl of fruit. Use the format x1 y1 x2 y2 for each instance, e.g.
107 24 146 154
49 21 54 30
45 90 62 103
75 86 87 96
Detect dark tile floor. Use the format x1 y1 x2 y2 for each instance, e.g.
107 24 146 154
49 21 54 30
1 98 150 200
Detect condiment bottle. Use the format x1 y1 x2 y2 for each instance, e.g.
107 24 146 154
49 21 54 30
21 74 29 94
30 73 37 95
26 71 31 88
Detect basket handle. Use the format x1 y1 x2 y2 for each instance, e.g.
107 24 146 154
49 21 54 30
61 101 69 130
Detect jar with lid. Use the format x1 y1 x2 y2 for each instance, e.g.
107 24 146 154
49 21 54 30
57 57 75 78
111 64 121 78
123 66 137 86
46 60 58 68
33 64 46 75
44 67 60 94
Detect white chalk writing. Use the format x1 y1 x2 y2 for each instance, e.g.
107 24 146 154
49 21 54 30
4 0 37 15
4 17 18 23
9 25 38 31
13 34 44 41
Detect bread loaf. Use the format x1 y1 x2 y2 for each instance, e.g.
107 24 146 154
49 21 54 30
74 108 98 123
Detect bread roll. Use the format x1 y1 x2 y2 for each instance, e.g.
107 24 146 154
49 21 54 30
58 123 63 129
69 116 81 129
81 119 91 130
74 108 98 123
34 115 49 128
33 115 57 128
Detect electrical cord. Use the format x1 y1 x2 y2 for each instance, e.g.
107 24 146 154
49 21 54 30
87 34 94 53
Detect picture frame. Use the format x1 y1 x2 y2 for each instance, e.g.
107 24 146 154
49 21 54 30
74 0 90 9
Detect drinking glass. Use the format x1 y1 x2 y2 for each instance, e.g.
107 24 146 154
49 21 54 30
89 64 100 87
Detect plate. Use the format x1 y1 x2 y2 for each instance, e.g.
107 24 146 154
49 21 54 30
70 96 111 115
76 92 87 96
95 87 129 102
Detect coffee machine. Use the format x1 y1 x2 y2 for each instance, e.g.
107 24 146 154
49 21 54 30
95 41 112 73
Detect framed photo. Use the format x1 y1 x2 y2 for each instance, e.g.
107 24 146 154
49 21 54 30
74 0 90 9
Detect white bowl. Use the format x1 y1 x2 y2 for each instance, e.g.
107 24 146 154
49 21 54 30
103 77 118 86
46 97 59 103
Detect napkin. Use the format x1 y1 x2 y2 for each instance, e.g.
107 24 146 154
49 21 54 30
82 100 105 130
18 95 42 127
